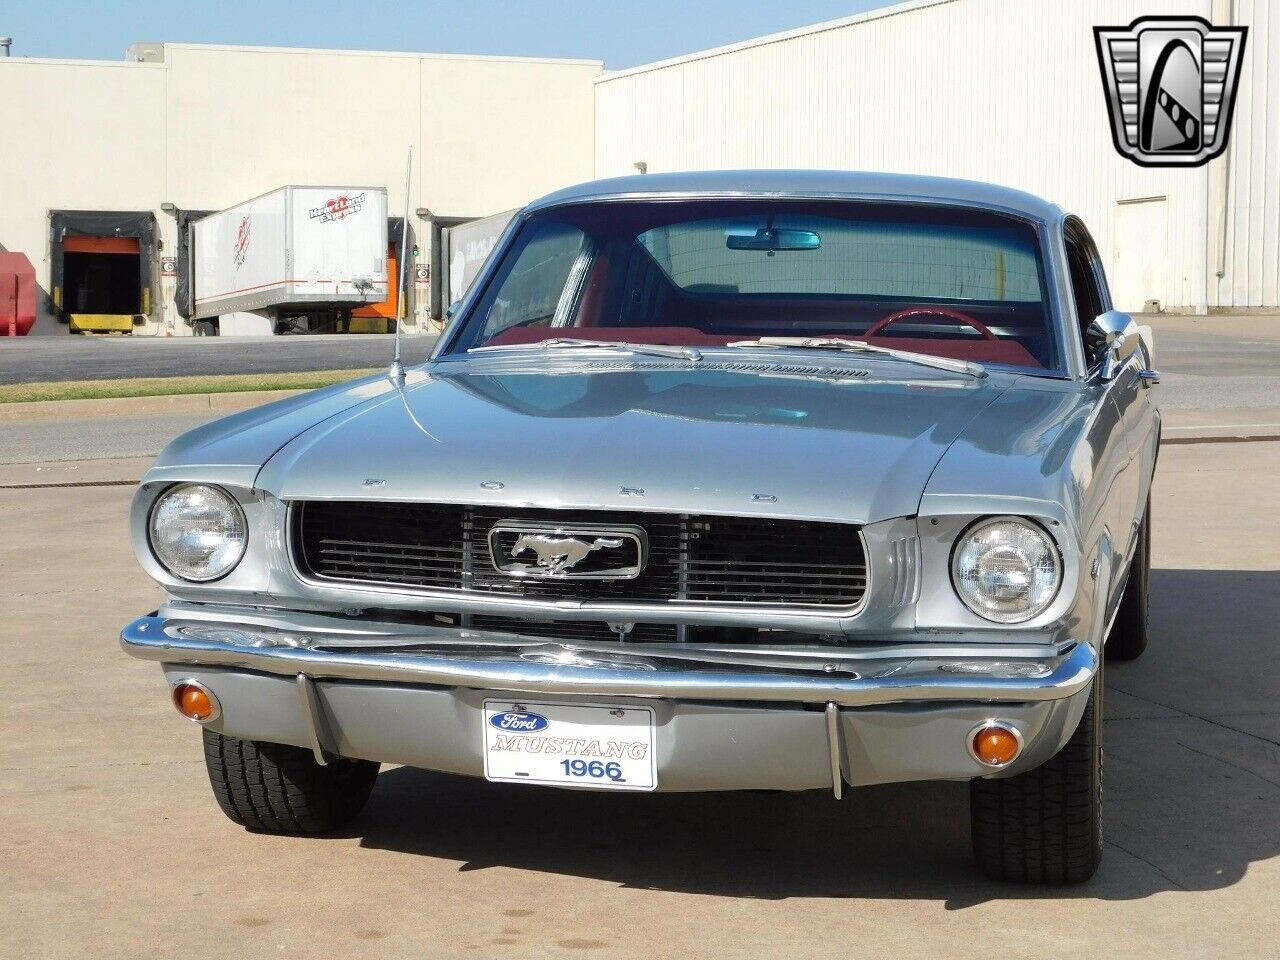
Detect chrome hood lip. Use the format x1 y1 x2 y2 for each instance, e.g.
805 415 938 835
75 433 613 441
254 357 1016 525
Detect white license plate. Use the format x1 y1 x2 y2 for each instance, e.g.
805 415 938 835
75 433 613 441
482 700 657 791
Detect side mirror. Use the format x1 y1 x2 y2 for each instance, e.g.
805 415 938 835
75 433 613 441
1085 310 1139 380
445 300 462 321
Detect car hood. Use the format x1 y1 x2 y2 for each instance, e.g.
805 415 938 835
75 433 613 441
255 357 1017 525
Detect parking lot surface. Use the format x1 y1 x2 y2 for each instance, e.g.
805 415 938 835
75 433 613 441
2 441 1276 959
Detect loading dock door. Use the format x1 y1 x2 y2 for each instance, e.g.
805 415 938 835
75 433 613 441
50 210 157 333
63 236 143 329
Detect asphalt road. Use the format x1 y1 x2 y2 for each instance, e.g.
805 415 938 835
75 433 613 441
1 315 1277 393
0 333 437 385
2 441 1276 959
1 313 1277 465
1150 314 1280 412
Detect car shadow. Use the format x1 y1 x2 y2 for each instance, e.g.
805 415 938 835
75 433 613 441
340 568 1278 908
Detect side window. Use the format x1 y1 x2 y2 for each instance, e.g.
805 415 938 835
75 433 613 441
475 223 588 336
1064 227 1104 352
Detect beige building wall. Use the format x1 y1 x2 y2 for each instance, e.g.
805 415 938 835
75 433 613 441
0 44 600 335
0 58 166 335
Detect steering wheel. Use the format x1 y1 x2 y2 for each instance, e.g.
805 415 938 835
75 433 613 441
866 307 996 340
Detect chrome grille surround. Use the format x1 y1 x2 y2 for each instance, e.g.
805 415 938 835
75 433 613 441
291 501 868 614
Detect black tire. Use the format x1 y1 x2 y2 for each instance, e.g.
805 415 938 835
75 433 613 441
970 667 1103 884
202 730 379 834
1106 497 1151 662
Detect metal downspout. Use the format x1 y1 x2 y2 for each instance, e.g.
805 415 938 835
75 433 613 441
1209 0 1236 309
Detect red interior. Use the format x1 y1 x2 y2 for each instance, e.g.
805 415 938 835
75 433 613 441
485 324 1038 367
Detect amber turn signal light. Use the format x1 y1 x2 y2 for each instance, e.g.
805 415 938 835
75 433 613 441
172 681 219 722
970 723 1021 767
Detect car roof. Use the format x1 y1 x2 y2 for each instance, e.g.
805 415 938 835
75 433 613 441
526 169 1065 224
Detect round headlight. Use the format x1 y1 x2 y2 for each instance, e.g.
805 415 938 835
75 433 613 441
951 517 1061 623
148 484 247 582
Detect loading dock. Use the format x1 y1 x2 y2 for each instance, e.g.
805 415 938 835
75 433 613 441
49 211 156 334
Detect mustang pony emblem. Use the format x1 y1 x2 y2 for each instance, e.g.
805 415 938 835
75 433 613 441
510 534 625 574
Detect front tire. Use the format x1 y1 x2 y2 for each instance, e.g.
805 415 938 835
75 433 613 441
969 667 1103 884
203 730 379 834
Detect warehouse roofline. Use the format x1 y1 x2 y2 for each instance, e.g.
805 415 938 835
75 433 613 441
126 41 601 68
0 55 164 70
595 0 959 83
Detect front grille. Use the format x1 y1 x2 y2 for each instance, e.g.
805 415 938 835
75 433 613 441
293 502 866 609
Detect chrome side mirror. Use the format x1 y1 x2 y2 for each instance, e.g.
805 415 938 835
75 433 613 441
1086 310 1139 380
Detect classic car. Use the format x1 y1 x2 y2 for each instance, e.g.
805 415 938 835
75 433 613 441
122 170 1160 884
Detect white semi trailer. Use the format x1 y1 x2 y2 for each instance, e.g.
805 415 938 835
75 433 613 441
191 186 389 331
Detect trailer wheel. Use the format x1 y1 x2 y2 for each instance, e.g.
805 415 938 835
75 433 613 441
194 320 218 337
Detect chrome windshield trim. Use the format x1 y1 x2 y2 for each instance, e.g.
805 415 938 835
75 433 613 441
434 195 1073 379
121 615 1096 708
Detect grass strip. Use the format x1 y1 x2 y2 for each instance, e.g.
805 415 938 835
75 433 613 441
0 369 381 404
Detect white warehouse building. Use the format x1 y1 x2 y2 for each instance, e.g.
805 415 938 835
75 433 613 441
595 0 1279 313
0 43 600 335
1 0 1275 337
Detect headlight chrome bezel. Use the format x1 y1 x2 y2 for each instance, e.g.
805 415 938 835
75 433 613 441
147 483 248 583
950 515 1063 624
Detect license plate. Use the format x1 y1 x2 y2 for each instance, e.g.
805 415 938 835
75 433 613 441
482 700 657 791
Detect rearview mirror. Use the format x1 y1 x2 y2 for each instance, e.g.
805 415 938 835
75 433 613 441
1086 310 1139 380
725 227 821 252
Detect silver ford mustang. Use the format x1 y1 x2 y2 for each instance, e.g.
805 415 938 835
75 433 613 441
122 171 1160 884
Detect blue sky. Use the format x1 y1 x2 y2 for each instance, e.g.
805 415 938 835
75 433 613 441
3 1 893 67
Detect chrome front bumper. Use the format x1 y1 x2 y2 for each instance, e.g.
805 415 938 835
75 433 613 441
121 613 1097 793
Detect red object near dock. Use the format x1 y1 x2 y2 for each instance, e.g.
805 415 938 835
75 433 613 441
0 252 38 336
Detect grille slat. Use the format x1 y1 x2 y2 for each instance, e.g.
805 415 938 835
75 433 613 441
294 502 866 610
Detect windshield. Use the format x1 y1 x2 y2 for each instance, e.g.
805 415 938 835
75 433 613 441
445 199 1059 371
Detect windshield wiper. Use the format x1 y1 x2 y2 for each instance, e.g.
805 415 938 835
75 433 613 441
726 336 987 379
470 337 702 362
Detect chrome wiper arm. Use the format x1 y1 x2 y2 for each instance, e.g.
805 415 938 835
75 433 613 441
727 336 986 379
470 337 702 362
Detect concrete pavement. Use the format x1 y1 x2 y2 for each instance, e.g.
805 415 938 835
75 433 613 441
1 441 1277 959
0 414 221 464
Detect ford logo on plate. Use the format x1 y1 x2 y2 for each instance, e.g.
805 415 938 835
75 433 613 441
490 711 549 733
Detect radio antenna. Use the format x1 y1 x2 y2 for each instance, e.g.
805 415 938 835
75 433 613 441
387 146 412 388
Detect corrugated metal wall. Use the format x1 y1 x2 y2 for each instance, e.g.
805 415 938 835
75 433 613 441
596 0 1278 310
1213 0 1279 308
